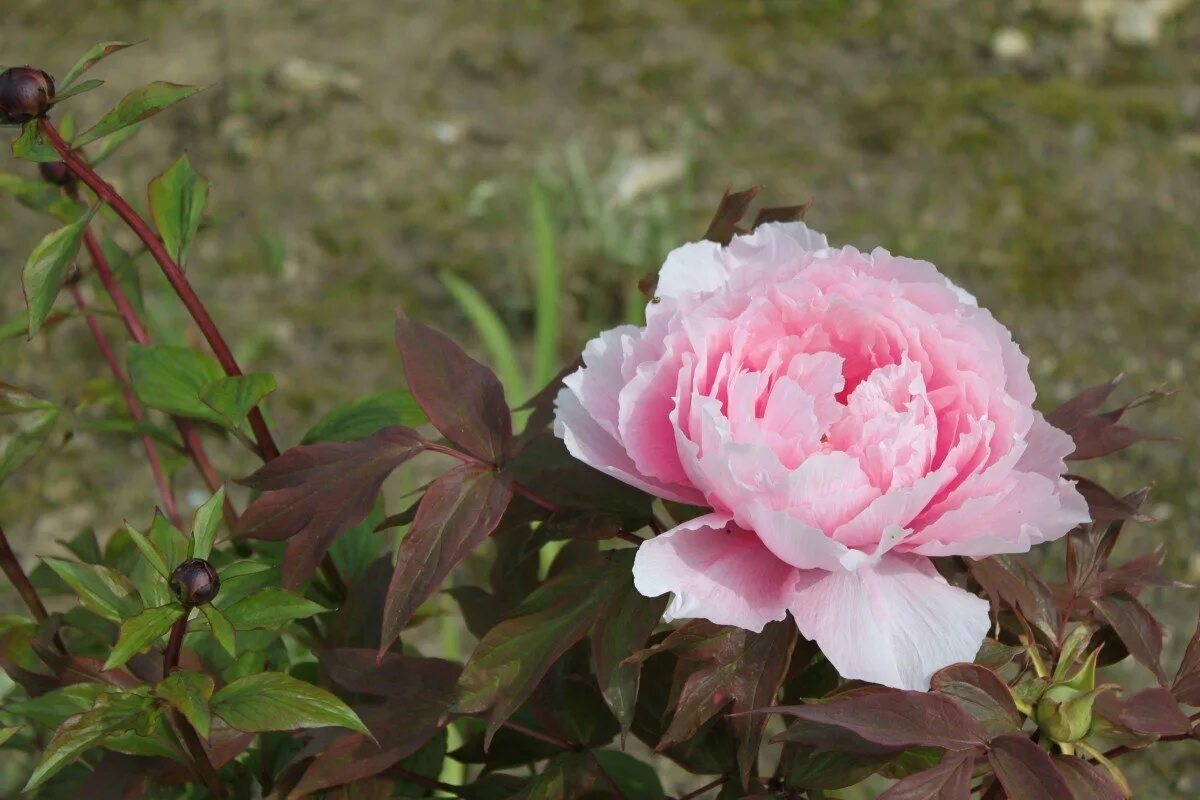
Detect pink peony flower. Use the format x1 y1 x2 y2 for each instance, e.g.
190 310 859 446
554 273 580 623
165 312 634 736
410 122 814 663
554 222 1089 690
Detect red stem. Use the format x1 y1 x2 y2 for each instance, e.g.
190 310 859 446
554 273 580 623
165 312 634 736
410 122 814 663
0 524 68 655
69 282 182 526
77 227 238 529
41 118 279 462
676 776 727 800
163 610 227 798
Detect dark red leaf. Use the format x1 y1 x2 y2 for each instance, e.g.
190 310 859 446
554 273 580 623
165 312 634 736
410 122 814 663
235 426 424 587
1053 755 1125 800
930 664 1021 739
878 750 976 799
767 690 989 752
1171 612 1200 706
395 313 511 465
289 650 460 796
752 200 812 228
1047 377 1123 432
1065 418 1146 461
379 464 513 651
1117 687 1192 736
1093 592 1166 683
986 733 1074 800
454 557 625 747
1067 476 1151 523
1065 487 1150 594
1099 547 1173 597
590 571 668 736
704 186 762 245
969 556 1060 646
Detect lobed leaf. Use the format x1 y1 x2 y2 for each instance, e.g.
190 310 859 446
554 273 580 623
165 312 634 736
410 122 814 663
235 425 424 587
11 121 60 162
200 602 236 657
1116 687 1192 736
454 559 622 747
75 82 203 147
1172 612 1200 706
1053 755 1127 800
379 464 514 650
704 185 762 245
877 750 976 799
395 312 512 464
147 153 209 265
590 566 668 736
986 733 1074 800
212 672 370 736
768 690 989 752
930 663 1021 739
1094 591 1165 683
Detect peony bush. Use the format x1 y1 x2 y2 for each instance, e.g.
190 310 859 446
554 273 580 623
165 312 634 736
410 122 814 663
0 44 1195 799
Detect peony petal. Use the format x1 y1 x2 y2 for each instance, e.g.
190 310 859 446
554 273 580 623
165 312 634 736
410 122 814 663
788 554 990 690
656 240 730 299
554 387 705 505
633 513 797 633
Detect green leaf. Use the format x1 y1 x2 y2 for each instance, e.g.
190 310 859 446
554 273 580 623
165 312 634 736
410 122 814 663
155 670 214 738
11 120 60 162
43 557 141 622
123 523 171 579
442 271 526 400
221 588 327 631
198 373 275 433
301 391 427 444
130 512 190 607
51 79 104 105
211 672 371 736
24 690 154 791
22 207 97 335
0 173 83 221
594 751 665 799
0 726 20 747
529 184 561 386
6 683 106 728
89 121 144 165
189 486 225 560
0 385 61 484
127 343 226 425
104 603 185 670
60 41 137 88
75 82 203 147
200 602 235 657
147 153 209 265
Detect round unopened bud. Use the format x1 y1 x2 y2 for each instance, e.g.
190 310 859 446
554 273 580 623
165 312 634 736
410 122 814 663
169 558 220 607
0 67 55 122
38 161 74 188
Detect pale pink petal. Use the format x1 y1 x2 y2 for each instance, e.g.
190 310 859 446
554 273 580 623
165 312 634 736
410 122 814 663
1016 411 1076 476
618 356 692 486
906 472 1089 558
655 240 729 299
633 513 797 632
553 388 704 505
561 325 640 439
788 554 991 690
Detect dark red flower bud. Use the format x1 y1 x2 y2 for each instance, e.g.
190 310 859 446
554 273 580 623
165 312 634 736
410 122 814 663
169 558 220 607
0 67 55 122
38 161 74 188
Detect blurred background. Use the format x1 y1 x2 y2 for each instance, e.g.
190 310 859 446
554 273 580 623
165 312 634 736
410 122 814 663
1 0 1198 795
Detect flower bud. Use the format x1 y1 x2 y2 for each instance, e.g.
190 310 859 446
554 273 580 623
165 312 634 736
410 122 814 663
38 161 74 188
169 558 220 607
0 67 55 122
1034 647 1115 744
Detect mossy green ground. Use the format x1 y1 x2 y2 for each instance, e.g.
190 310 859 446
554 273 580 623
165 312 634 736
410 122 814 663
1 1 1198 795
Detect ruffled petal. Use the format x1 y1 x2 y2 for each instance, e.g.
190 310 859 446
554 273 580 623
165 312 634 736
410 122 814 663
788 554 990 690
633 513 797 633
